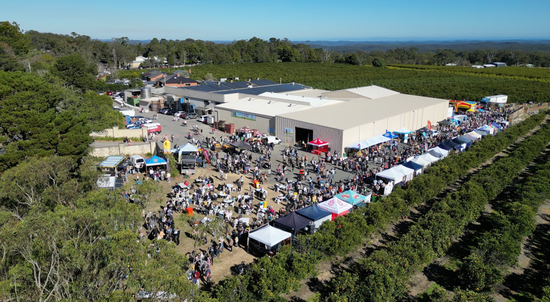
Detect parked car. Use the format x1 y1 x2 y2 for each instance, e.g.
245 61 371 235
174 111 187 118
158 108 174 115
262 136 282 145
107 91 113 96
198 115 209 123
184 113 198 119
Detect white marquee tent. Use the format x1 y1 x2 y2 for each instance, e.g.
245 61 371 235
376 165 415 184
428 147 449 158
249 225 292 249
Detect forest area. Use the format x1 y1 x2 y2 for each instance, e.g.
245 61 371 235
3 20 550 301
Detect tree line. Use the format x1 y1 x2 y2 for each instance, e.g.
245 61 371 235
4 20 550 76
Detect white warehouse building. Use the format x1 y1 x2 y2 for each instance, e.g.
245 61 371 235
215 92 342 135
275 86 450 154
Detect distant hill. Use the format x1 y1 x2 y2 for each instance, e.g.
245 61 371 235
299 40 550 53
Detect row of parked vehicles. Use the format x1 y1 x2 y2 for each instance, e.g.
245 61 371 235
158 108 198 120
125 115 162 134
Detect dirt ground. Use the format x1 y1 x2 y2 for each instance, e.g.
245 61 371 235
138 164 290 285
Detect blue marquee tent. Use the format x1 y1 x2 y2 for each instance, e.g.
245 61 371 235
273 212 312 233
296 205 332 232
145 155 167 166
402 161 424 174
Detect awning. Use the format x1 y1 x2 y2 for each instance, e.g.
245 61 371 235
346 135 391 150
99 156 126 168
438 120 452 126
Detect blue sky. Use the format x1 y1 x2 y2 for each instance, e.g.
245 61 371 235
2 0 549 41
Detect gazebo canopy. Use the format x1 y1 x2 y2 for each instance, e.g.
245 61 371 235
402 160 423 171
376 165 415 183
145 155 167 166
249 225 292 248
416 152 440 165
273 212 312 232
318 197 353 214
296 205 332 221
179 143 198 152
238 126 253 133
383 131 398 139
474 130 489 136
335 190 368 205
428 147 449 158
393 127 412 134
308 138 329 147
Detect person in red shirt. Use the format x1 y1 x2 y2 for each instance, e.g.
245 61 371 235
193 270 200 287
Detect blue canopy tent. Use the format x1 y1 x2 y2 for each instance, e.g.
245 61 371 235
438 142 454 151
402 161 424 175
273 212 313 234
145 155 167 167
383 130 398 139
296 205 332 233
452 137 472 151
335 190 370 206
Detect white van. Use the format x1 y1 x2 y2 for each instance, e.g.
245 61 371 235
263 136 282 145
130 155 145 168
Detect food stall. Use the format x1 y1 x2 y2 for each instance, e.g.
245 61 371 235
307 138 329 155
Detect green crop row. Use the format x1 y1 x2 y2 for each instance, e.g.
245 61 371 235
209 113 546 301
323 113 550 302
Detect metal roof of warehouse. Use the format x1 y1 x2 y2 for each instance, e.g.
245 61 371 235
277 92 449 130
175 80 308 96
215 83 310 95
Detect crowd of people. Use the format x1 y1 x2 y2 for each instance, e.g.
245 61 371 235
133 107 512 287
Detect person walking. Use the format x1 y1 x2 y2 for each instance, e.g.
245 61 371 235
205 267 212 284
173 228 180 245
193 270 201 287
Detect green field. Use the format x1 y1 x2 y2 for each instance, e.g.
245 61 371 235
122 63 550 103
